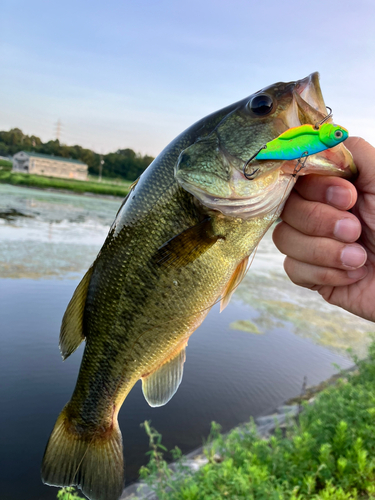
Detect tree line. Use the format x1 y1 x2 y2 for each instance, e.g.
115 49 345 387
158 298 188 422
0 128 154 181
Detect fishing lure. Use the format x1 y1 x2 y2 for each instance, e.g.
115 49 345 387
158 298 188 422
255 122 349 161
243 120 349 180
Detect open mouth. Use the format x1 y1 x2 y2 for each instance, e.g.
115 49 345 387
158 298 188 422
295 72 328 120
280 72 356 177
176 73 356 220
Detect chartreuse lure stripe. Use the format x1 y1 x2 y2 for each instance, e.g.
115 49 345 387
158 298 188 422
256 123 349 161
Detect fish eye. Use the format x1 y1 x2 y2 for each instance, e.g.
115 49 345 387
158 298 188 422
334 130 343 139
249 94 274 115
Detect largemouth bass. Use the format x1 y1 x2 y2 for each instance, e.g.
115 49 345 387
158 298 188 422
42 73 355 500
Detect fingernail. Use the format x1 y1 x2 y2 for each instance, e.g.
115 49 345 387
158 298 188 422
326 186 352 209
334 218 360 242
347 267 367 279
341 245 367 268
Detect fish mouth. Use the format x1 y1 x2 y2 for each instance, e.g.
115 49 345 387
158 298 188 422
176 74 356 221
280 72 356 178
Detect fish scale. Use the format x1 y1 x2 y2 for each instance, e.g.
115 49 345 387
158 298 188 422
42 72 355 500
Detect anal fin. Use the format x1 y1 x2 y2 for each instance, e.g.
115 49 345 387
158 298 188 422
220 256 249 312
59 266 93 360
141 344 187 407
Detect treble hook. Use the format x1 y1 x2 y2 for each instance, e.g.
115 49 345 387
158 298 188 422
314 106 333 129
292 151 309 178
243 144 267 180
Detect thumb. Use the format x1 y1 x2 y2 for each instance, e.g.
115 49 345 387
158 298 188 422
345 137 375 194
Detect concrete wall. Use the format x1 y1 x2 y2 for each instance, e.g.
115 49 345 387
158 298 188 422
12 152 88 180
30 157 88 180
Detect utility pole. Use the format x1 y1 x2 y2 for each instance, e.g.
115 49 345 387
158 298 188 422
99 155 104 182
54 119 62 142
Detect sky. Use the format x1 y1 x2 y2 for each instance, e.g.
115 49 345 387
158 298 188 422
1 0 375 156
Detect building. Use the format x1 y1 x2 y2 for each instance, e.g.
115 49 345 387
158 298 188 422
12 151 88 181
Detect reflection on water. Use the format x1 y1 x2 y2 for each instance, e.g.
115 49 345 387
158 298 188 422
235 235 374 357
0 185 118 279
1 184 374 500
230 319 262 334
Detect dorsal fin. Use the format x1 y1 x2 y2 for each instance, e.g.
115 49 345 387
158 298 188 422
141 344 187 407
59 267 93 360
220 256 249 312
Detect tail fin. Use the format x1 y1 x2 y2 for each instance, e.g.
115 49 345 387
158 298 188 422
41 406 124 500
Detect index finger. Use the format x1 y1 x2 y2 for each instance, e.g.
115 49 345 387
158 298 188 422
293 174 357 210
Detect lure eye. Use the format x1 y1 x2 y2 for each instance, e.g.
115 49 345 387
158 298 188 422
249 94 274 115
334 130 343 139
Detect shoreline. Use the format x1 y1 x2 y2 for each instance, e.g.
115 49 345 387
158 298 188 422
120 362 357 499
0 178 128 201
3 182 126 201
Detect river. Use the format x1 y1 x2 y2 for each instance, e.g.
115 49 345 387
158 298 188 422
1 184 373 500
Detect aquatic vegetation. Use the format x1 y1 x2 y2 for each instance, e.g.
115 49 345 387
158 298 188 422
140 341 375 499
229 319 262 334
233 238 374 358
0 184 119 279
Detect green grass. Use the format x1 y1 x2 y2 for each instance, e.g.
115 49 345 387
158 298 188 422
87 174 132 185
0 159 12 170
140 341 375 499
56 487 83 499
0 170 130 197
57 342 375 499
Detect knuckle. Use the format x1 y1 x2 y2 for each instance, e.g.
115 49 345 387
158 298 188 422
315 267 333 284
304 203 325 235
272 222 289 253
283 257 300 284
272 221 283 242
310 242 323 264
308 238 340 268
319 287 336 304
283 256 293 277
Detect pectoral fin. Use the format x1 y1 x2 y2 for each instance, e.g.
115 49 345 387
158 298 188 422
59 267 93 360
220 256 249 312
141 344 187 407
155 218 222 269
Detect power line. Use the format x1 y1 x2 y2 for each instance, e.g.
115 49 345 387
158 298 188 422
54 119 62 141
99 153 104 182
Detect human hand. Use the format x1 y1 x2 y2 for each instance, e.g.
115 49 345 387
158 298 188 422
273 137 375 322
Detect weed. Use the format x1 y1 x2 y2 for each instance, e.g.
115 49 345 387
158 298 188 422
139 339 375 499
56 487 83 499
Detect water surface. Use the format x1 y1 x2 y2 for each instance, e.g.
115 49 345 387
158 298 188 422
1 184 373 500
